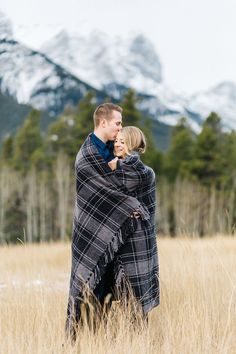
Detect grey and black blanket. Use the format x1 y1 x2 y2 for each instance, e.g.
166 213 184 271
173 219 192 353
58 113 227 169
66 134 159 334
115 153 159 312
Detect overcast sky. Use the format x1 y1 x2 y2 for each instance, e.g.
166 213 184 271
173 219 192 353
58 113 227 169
1 0 236 95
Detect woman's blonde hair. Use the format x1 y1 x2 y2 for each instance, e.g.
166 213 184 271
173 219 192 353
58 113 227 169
121 126 146 154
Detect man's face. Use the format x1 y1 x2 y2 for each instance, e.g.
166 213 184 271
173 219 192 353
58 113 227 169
104 110 122 141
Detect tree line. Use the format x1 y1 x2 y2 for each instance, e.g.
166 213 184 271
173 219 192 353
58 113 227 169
1 89 236 242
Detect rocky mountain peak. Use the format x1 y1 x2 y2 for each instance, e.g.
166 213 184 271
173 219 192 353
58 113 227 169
0 11 13 39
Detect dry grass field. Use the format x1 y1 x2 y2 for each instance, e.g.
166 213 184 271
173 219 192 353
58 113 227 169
0 237 236 354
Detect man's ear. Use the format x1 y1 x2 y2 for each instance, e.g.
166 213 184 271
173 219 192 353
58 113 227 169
101 118 107 128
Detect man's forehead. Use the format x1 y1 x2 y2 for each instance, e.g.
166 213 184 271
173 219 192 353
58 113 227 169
111 110 122 119
111 115 122 123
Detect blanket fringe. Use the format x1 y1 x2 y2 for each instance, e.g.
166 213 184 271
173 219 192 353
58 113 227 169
87 217 135 291
114 256 126 287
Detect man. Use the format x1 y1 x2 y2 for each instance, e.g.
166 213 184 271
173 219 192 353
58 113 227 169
92 102 123 160
90 103 125 304
65 103 151 339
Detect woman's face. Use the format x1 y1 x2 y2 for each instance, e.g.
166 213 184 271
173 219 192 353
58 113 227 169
114 132 128 158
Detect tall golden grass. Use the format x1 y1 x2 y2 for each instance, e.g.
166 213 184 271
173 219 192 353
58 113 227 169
0 237 236 354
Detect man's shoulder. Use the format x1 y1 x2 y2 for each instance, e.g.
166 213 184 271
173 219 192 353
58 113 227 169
75 134 93 162
78 134 93 152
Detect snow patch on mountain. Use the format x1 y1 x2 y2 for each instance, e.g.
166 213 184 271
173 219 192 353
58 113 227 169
0 37 104 116
187 81 236 130
1 9 236 133
0 10 13 39
0 40 57 103
40 30 163 95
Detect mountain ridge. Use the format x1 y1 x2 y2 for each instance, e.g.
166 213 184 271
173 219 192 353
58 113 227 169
40 29 236 131
1 10 236 136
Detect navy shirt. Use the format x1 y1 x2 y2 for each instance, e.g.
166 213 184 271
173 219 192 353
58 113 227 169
91 133 115 162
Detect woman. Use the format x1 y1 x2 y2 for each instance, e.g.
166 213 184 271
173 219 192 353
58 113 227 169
108 126 159 315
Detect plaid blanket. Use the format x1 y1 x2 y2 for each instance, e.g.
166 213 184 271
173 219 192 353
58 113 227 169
66 134 159 334
114 153 159 312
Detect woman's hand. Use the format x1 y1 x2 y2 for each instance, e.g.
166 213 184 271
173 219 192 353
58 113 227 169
131 211 141 219
108 157 118 171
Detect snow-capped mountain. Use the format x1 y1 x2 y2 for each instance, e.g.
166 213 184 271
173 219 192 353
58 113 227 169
0 10 13 39
0 14 107 116
1 10 236 133
40 30 163 96
40 29 204 131
187 81 236 131
41 28 236 132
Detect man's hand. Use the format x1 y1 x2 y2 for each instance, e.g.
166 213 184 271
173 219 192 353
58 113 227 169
108 157 118 171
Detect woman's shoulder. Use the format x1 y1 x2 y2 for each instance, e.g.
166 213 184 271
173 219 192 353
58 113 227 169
122 153 155 175
128 154 156 180
123 152 141 165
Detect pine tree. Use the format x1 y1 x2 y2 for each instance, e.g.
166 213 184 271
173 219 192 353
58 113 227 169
120 89 142 126
120 89 162 172
46 91 96 165
74 91 97 145
1 135 14 163
3 192 27 243
219 131 236 187
190 112 224 187
164 117 195 182
13 109 43 172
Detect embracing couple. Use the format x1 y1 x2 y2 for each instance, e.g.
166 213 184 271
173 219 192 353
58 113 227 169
66 102 159 339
